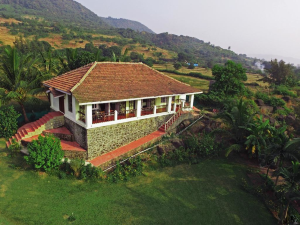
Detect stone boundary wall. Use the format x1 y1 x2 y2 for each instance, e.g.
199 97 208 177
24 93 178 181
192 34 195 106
64 150 87 160
65 118 87 149
45 116 65 130
87 114 172 160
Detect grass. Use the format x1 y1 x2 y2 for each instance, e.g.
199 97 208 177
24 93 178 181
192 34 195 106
163 72 209 91
153 64 213 77
0 138 275 225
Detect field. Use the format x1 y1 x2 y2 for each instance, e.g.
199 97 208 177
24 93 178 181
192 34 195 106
0 138 275 225
153 64 213 77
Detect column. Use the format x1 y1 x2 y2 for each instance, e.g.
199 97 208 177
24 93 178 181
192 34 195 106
114 110 118 121
173 103 177 112
153 105 157 115
136 99 142 117
86 104 93 128
190 94 195 109
167 96 172 112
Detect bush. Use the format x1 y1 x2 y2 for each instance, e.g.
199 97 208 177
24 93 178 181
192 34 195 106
8 138 22 156
25 135 64 172
255 91 286 107
273 85 297 97
0 106 20 139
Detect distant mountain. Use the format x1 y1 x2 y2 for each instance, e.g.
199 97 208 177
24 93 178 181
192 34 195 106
101 17 155 34
248 54 300 66
0 0 155 33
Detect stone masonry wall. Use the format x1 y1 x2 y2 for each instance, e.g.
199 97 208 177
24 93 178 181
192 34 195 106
45 116 65 130
167 112 197 134
87 114 172 160
65 117 87 149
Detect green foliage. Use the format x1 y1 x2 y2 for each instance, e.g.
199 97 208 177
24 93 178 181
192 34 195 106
173 62 182 70
0 106 20 139
264 59 296 86
255 91 286 107
25 135 64 172
273 85 297 97
107 156 145 182
188 63 195 69
8 138 21 157
211 60 247 96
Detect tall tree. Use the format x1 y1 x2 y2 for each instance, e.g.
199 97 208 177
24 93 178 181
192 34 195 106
211 60 247 96
0 46 48 123
264 59 295 85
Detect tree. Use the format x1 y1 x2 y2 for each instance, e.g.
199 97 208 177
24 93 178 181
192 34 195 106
0 106 20 139
173 62 182 70
0 46 48 123
188 63 195 69
211 60 247 96
264 59 295 85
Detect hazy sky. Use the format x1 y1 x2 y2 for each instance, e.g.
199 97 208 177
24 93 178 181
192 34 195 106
76 0 300 63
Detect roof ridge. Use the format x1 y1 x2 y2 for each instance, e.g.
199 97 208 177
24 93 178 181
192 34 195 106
42 62 95 84
70 61 98 93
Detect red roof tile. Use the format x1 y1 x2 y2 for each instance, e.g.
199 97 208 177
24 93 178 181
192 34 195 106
44 62 201 103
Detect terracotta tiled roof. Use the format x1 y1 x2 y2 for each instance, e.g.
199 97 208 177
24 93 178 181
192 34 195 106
44 62 201 103
43 63 95 93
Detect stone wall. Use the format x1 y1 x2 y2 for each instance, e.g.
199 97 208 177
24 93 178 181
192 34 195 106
86 114 172 160
65 118 87 149
45 116 65 130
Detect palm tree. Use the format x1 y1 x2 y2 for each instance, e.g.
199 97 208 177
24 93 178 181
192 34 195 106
276 161 300 224
218 99 254 156
0 46 49 123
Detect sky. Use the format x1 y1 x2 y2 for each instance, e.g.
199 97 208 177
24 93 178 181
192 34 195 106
76 0 300 64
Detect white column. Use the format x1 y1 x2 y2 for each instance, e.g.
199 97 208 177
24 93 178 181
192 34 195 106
50 93 54 108
167 96 172 112
108 103 111 115
136 99 142 117
190 94 194 109
153 105 157 115
173 103 177 112
114 110 118 121
86 104 93 128
181 100 185 108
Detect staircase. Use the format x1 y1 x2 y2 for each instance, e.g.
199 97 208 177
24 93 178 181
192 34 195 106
159 109 184 132
6 111 64 148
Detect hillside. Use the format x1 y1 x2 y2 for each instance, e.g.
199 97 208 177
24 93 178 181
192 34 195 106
101 17 155 34
0 0 259 71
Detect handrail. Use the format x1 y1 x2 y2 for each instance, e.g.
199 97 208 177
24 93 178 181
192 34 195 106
164 108 183 131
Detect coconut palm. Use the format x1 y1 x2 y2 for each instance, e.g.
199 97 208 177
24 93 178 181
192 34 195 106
0 46 48 123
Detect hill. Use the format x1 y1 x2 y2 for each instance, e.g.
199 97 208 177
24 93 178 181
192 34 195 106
0 0 259 71
101 17 155 34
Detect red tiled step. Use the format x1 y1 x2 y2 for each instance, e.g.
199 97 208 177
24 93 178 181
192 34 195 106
43 127 72 135
7 112 63 148
89 130 165 167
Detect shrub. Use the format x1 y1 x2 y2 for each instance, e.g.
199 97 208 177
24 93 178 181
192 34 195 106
8 139 22 157
273 85 297 97
70 158 84 177
255 91 286 107
0 106 20 139
25 135 64 172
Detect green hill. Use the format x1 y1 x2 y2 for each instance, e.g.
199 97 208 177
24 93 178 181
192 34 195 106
0 0 259 71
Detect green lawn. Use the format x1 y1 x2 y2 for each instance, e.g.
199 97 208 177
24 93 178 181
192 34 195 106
0 138 275 225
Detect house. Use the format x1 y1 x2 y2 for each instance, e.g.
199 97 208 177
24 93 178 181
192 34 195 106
9 62 202 161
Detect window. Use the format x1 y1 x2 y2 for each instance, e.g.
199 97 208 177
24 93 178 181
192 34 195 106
92 104 98 109
161 97 166 103
172 96 175 102
68 95 73 112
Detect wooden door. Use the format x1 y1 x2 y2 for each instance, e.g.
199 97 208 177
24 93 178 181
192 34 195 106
59 96 65 113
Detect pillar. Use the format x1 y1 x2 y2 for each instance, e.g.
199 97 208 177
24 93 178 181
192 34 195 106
86 104 92 128
136 99 142 117
114 110 118 121
153 105 157 115
167 96 172 112
173 103 177 112
190 94 194 109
